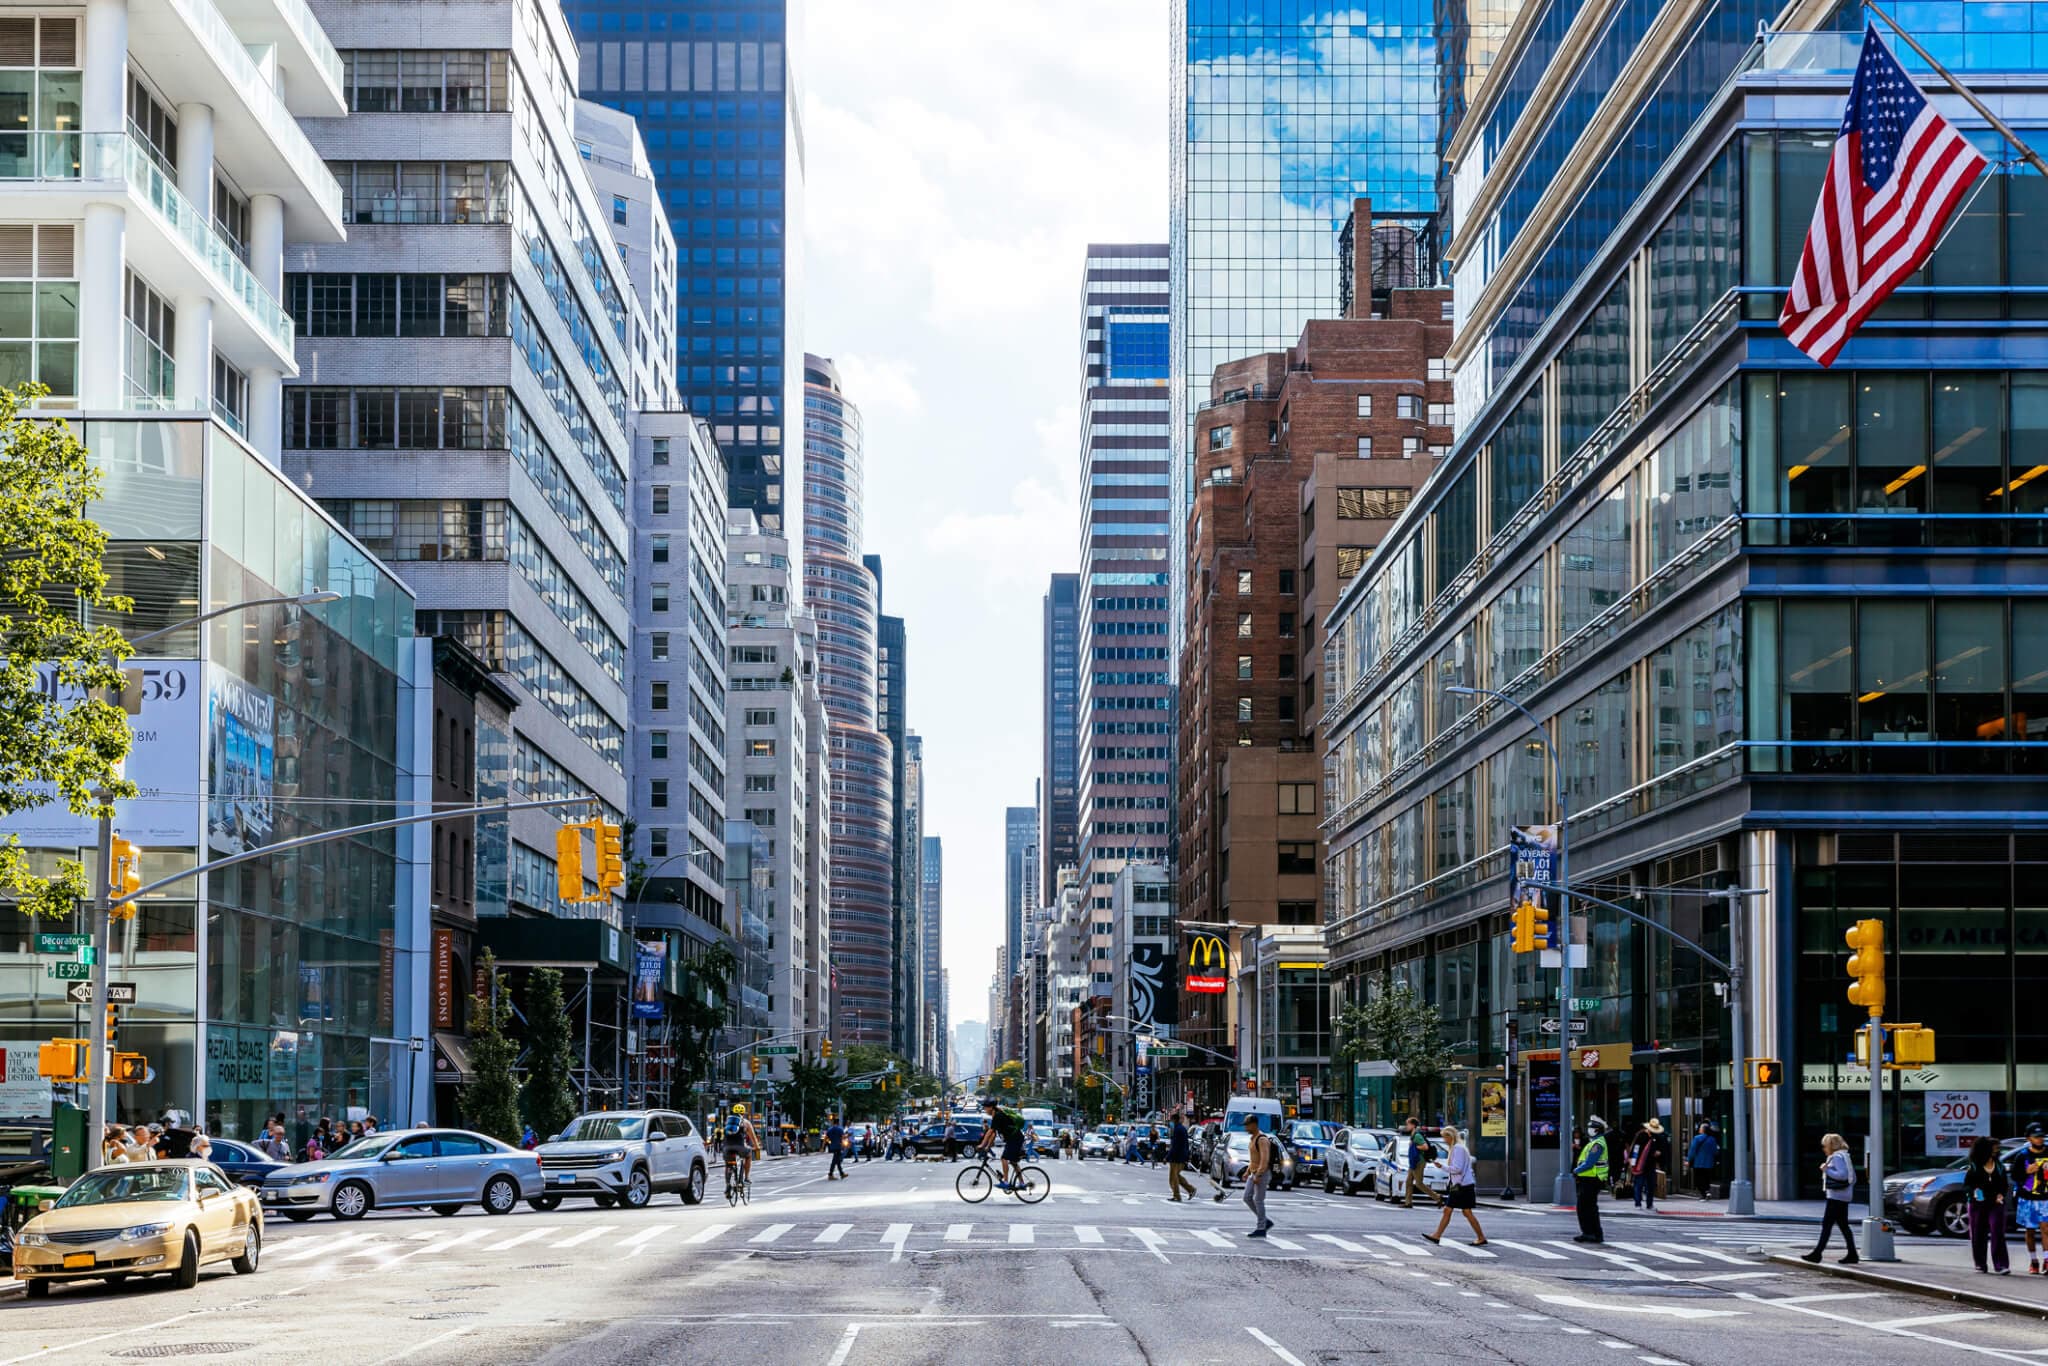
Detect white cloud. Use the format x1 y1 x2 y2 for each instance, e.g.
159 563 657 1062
832 353 923 415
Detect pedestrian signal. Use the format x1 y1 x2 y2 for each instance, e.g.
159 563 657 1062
1747 1058 1784 1088
1844 918 1885 1018
1890 1026 1936 1065
37 1039 87 1082
109 1052 146 1084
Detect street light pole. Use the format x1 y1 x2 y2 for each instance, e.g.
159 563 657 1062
627 845 718 1107
86 590 340 1170
1446 684 1574 1207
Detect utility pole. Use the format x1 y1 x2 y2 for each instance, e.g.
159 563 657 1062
84 809 112 1167
1724 887 1754 1217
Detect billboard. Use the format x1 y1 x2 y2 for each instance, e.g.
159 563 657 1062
1509 825 1559 910
1128 939 1178 1028
1185 934 1228 995
0 661 202 848
632 941 666 1020
206 668 275 857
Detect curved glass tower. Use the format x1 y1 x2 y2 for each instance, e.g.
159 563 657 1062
802 355 894 1046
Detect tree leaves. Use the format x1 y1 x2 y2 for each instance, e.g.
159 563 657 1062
461 950 524 1145
519 967 577 1142
1333 978 1452 1091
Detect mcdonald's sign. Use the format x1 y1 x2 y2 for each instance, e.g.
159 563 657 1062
1185 934 1229 995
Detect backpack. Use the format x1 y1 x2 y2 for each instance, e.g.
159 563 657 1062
724 1115 746 1139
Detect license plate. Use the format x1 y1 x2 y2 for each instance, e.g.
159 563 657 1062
553 1173 575 1185
62 1253 94 1269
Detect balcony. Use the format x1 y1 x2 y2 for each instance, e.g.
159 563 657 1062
215 0 348 115
3 132 295 365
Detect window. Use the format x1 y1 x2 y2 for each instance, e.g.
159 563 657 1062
1237 697 1253 722
1277 843 1316 875
650 730 669 759
1337 546 1368 578
1279 612 1295 638
613 195 628 225
1337 487 1411 520
1397 394 1422 420
123 269 174 406
651 485 670 515
1428 357 1452 381
749 739 776 757
651 437 670 465
1357 437 1372 459
1278 901 1316 925
1237 655 1252 680
1403 437 1422 457
1440 300 1456 320
1356 394 1373 418
650 680 669 710
343 50 509 114
1237 613 1252 638
745 808 776 827
649 827 669 857
1209 424 1233 451
211 354 247 433
649 778 668 809
650 631 669 661
1278 569 1295 595
1278 783 1315 815
1236 569 1252 594
1428 403 1454 427
651 583 669 612
651 534 670 563
745 774 776 793
1278 653 1295 678
745 708 777 726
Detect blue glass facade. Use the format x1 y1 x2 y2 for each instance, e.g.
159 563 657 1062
564 0 800 535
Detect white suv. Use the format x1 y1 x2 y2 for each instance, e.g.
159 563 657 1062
534 1110 708 1209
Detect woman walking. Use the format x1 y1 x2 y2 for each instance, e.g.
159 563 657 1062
1630 1123 1661 1211
1963 1135 2013 1274
1801 1132 1860 1264
1423 1126 1487 1247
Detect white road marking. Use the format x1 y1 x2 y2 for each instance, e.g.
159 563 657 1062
815 1223 851 1243
1489 1239 1568 1260
883 1222 912 1263
1536 1294 1746 1321
1769 1291 1886 1305
824 1324 862 1366
1009 1224 1034 1244
0 1311 203 1365
1309 1233 1370 1254
1600 1340 1633 1349
1614 1243 1699 1264
1438 1239 1498 1259
1266 1234 1304 1250
1640 1357 1687 1365
479 1228 550 1253
749 1223 794 1244
622 1225 671 1254
274 1231 378 1262
683 1223 732 1244
388 1227 491 1262
1869 1311 1993 1329
1688 1272 1781 1283
1130 1226 1171 1263
1653 1241 1753 1265
551 1224 615 1249
1545 1241 1678 1280
1366 1233 1432 1258
1075 1225 1103 1244
1738 1291 2045 1364
1190 1228 1234 1248
944 1223 972 1242
1246 1326 1309 1366
367 1327 472 1364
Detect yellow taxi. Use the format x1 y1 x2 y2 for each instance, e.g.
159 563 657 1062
12 1160 262 1297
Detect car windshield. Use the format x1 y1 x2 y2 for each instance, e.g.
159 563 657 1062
1349 1134 1378 1151
559 1115 646 1142
329 1135 396 1160
1226 1133 1251 1152
1289 1122 1323 1142
55 1167 190 1207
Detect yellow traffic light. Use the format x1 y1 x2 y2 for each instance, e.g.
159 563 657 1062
109 1052 146 1084
37 1039 87 1082
1510 901 1535 953
104 1002 118 1049
555 823 587 902
1845 918 1885 1018
596 820 625 894
1529 902 1552 950
749 1055 761 1076
1747 1058 1783 1088
821 1038 832 1059
1891 1026 1936 1066
109 836 141 919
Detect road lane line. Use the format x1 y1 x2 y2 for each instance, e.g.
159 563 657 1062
1265 1234 1303 1250
274 1231 378 1262
815 1223 851 1243
1074 1225 1103 1244
883 1222 912 1263
1736 1291 2043 1364
1365 1234 1432 1258
1438 1240 1497 1259
479 1228 550 1253
622 1225 671 1252
0 1311 202 1365
1871 1312 1992 1329
683 1222 733 1244
1129 1226 1171 1263
1489 1239 1567 1260
824 1324 862 1366
550 1224 615 1248
1544 1241 1678 1280
1009 1224 1034 1244
367 1327 472 1364
1653 1241 1752 1265
749 1223 794 1244
1614 1243 1700 1264
1190 1228 1233 1248
944 1223 972 1242
1769 1291 1886 1305
1246 1326 1308 1366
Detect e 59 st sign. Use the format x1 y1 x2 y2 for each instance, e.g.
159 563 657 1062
1185 934 1228 995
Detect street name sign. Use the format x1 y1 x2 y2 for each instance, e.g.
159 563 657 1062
49 962 91 981
756 1045 798 1056
34 933 90 954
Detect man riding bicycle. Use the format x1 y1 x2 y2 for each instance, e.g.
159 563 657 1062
721 1102 760 1185
977 1098 1026 1190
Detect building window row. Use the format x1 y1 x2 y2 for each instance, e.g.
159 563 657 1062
340 50 509 114
287 272 507 338
510 510 627 684
505 619 624 772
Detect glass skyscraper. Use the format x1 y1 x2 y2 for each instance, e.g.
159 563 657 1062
1170 0 1439 622
564 0 804 541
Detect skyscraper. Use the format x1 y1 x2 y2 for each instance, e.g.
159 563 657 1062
1041 572 1080 893
803 355 893 1047
1169 2 1439 637
1004 804 1038 971
1076 246 1173 921
868 559 919 1059
921 835 944 1076
563 1 805 542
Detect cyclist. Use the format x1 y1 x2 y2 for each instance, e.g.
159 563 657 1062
721 1102 760 1188
977 1097 1027 1190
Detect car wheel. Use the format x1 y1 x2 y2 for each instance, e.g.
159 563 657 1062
432 1204 463 1216
172 1230 201 1289
232 1226 260 1275
482 1176 519 1215
593 1194 617 1209
25 1279 47 1299
1324 1172 1337 1194
528 1195 562 1212
620 1166 653 1210
1935 1194 1969 1238
681 1163 706 1206
331 1180 373 1221
282 1211 315 1223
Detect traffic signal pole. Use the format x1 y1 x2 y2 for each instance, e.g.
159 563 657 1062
1866 1007 1893 1260
84 805 112 1172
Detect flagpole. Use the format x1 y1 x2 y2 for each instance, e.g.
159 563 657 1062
1864 4 2048 178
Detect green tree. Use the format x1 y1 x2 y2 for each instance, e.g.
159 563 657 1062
779 1053 840 1130
519 967 577 1142
0 390 133 919
1333 977 1451 1097
462 950 522 1144
666 942 736 1106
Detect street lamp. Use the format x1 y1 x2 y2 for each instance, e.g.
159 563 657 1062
627 845 719 1108
1444 682 1576 1208
87 589 341 1168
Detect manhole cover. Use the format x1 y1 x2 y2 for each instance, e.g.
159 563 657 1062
410 1312 486 1321
112 1346 255 1359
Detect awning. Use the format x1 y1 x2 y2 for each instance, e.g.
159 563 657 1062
432 1032 473 1084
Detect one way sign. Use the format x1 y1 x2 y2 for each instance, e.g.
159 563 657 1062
65 982 136 1005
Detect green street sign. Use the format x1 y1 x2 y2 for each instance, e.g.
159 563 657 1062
1147 1045 1189 1058
845 1080 873 1091
49 962 92 981
35 934 89 954
756 1045 798 1056
1568 997 1601 1011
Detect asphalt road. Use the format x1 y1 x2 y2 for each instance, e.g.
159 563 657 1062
0 1153 2040 1364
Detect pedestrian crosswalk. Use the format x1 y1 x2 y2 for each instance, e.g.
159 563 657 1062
260 1217 1781 1276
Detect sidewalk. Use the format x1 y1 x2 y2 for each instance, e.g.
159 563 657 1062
1766 1239 2048 1319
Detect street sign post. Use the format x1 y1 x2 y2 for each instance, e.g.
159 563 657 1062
49 962 92 981
63 981 135 1004
757 1045 798 1056
34 933 90 954
1538 1017 1589 1036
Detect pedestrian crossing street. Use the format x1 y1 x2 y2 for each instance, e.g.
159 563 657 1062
258 1214 1783 1276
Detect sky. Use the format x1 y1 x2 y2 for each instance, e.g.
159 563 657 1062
802 1 1169 1032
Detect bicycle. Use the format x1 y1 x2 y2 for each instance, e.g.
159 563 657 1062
723 1153 752 1206
955 1149 1049 1204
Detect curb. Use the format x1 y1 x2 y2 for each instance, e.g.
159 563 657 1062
1474 1199 1821 1225
1766 1253 2048 1319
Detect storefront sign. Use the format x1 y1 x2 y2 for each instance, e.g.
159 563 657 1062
1480 1079 1507 1138
378 930 395 1031
1924 1091 1991 1155
1575 1043 1633 1072
1185 935 1228 994
207 1029 269 1101
432 929 456 1030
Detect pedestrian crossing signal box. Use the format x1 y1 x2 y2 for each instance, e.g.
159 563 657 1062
1855 1023 1936 1068
109 1052 146 1084
1746 1058 1784 1088
38 1038 88 1082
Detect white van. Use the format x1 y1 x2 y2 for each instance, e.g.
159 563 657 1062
1222 1097 1285 1134
1019 1107 1056 1127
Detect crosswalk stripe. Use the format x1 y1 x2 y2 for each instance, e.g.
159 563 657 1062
550 1225 614 1249
1009 1224 1034 1244
1614 1243 1699 1264
1870 1311 1991 1329
814 1224 851 1243
1310 1233 1370 1254
274 1231 377 1262
683 1223 732 1244
1129 1227 1170 1262
1436 1239 1497 1259
479 1228 549 1253
1487 1239 1567 1260
749 1223 793 1244
1546 1241 1676 1279
401 1227 491 1260
1264 1234 1303 1250
1653 1241 1752 1265
944 1224 972 1242
1075 1225 1103 1244
1366 1234 1431 1258
1189 1229 1233 1248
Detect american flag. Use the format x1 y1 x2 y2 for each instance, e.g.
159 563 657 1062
1779 26 1988 367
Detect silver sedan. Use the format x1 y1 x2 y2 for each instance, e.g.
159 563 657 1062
258 1128 545 1221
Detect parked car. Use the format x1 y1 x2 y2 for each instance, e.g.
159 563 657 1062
1079 1128 1116 1159
1284 1120 1337 1185
1212 1130 1298 1188
1027 1124 1062 1158
14 1160 261 1295
534 1109 708 1210
1372 1133 1450 1202
200 1138 289 1190
259 1127 544 1221
1884 1138 2028 1237
1325 1127 1397 1195
904 1119 984 1159
1193 1121 1225 1176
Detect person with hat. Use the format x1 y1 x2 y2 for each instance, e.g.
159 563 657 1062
1629 1120 1665 1212
1571 1116 1611 1243
2011 1122 2048 1275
